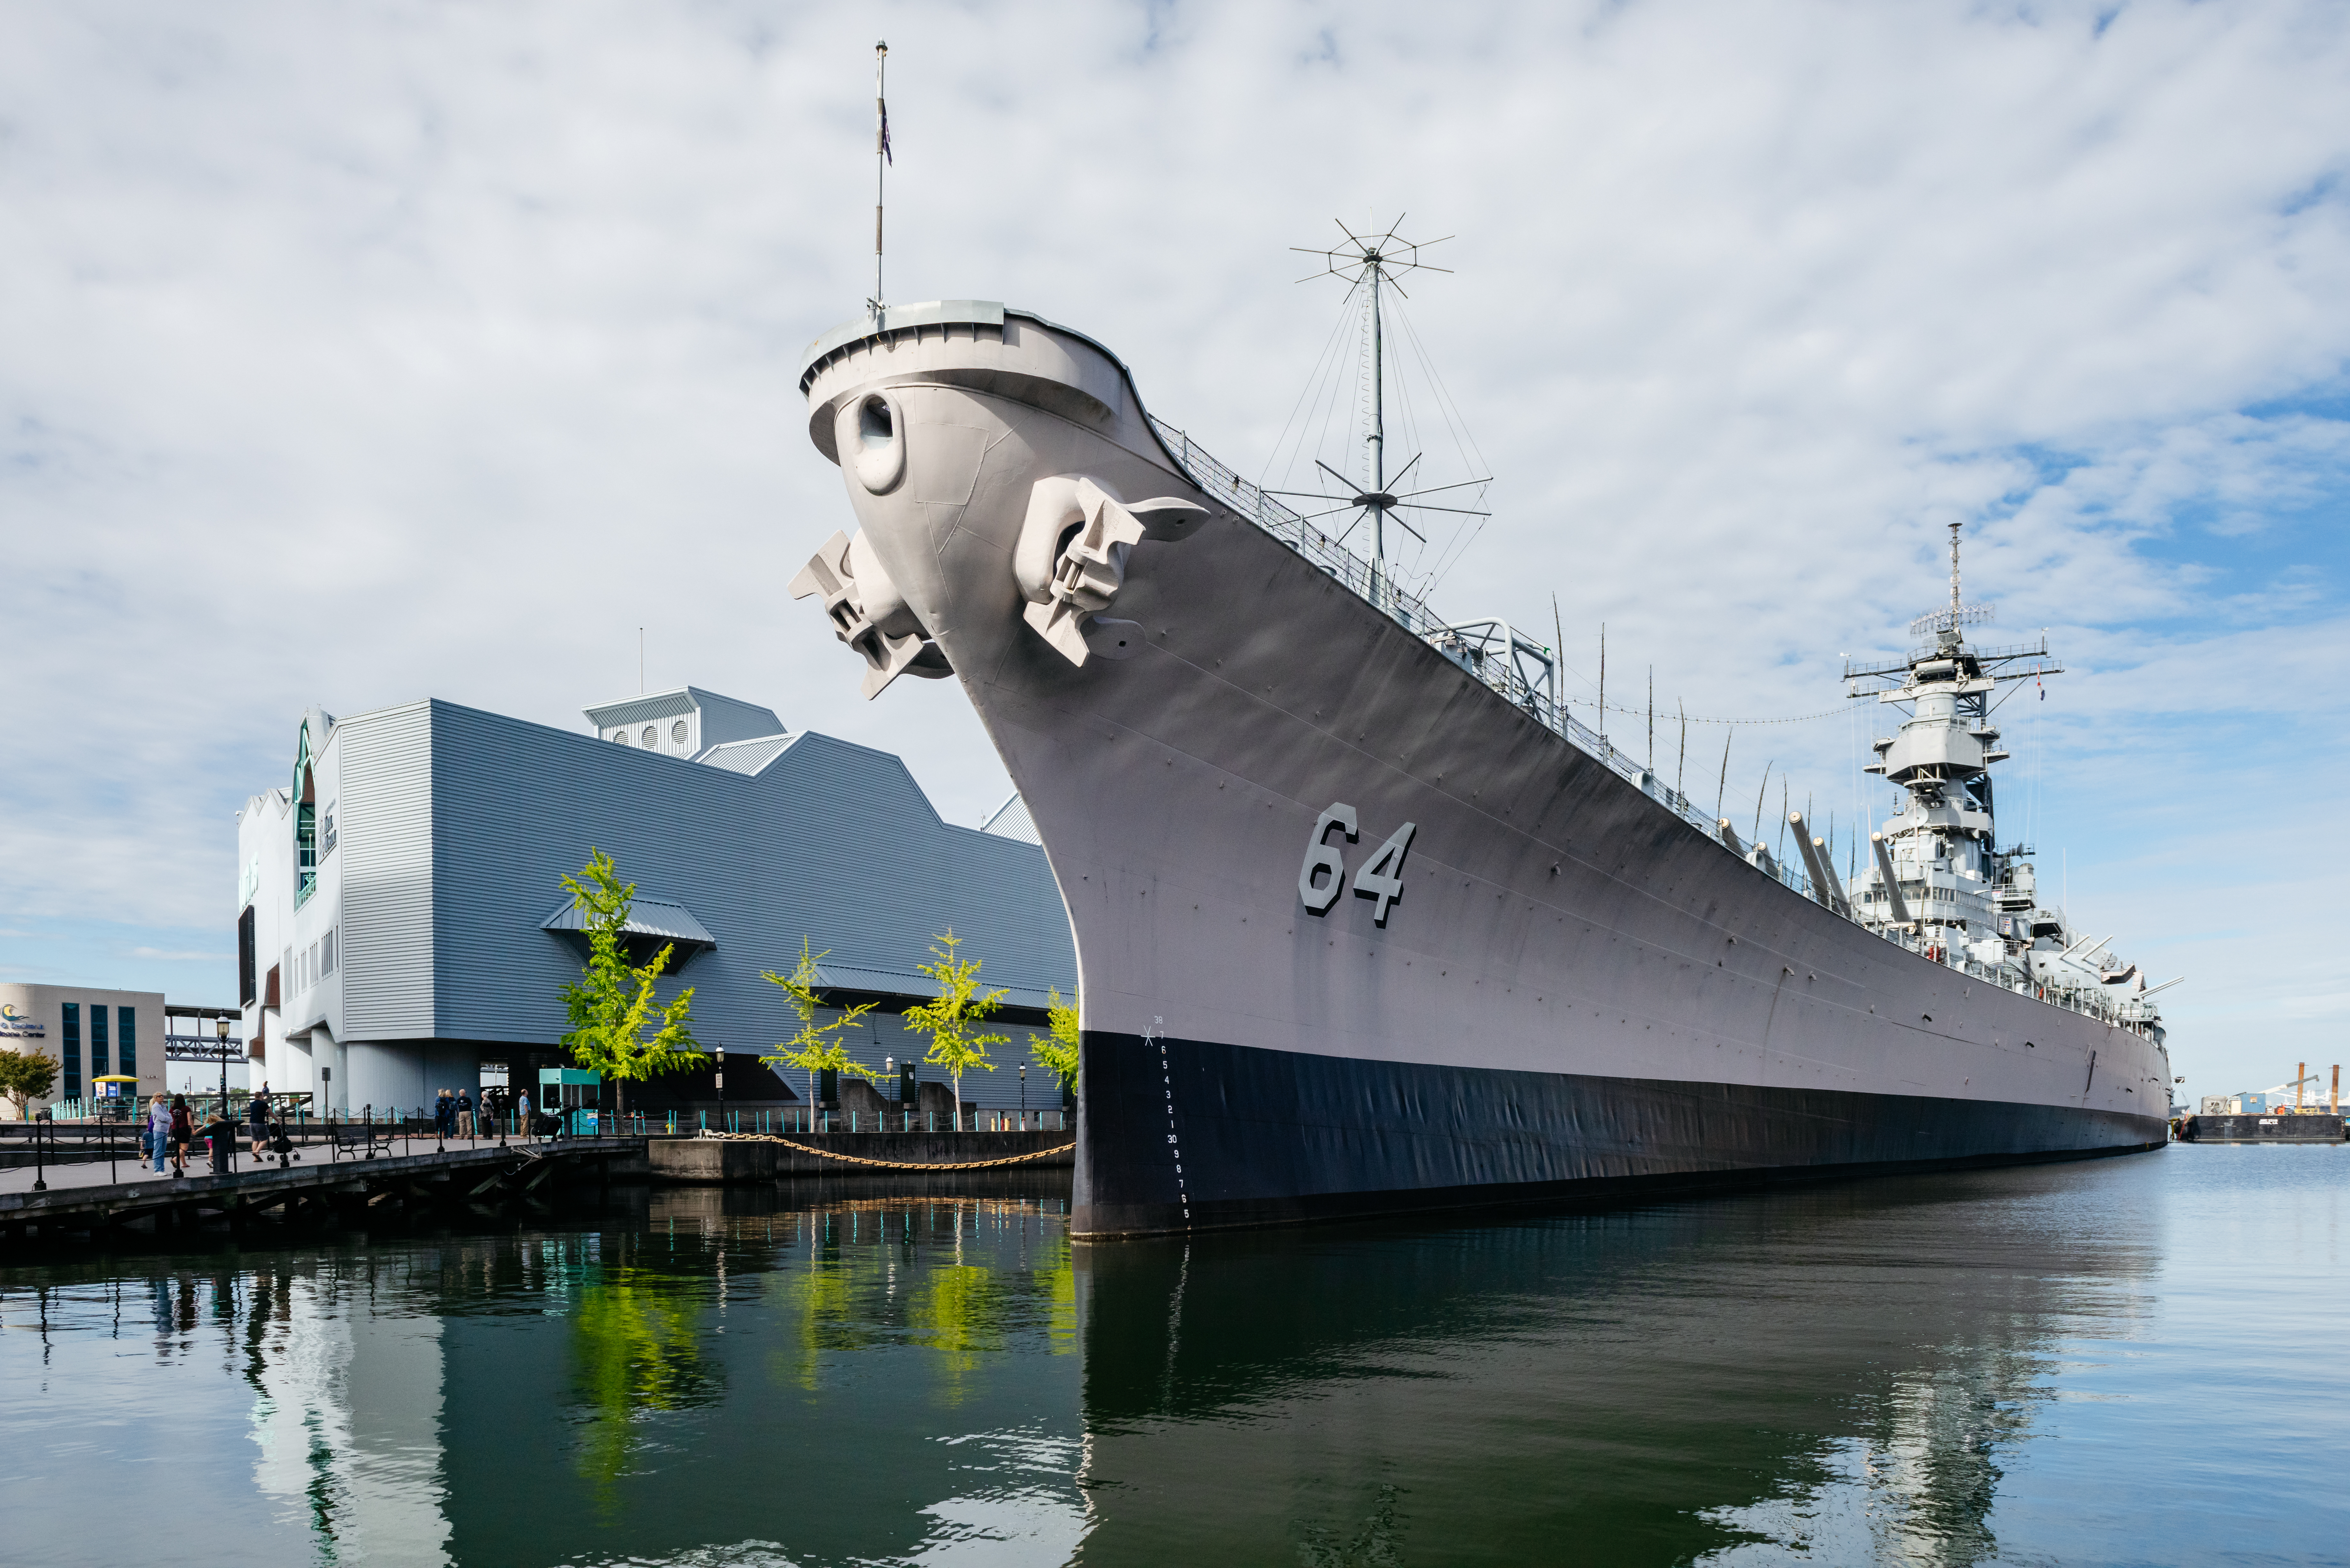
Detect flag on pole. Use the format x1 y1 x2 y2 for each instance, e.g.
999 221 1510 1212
879 99 892 164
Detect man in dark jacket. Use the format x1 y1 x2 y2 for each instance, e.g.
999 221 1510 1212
247 1088 272 1159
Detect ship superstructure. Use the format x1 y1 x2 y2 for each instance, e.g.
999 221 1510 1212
1843 525 2171 1045
788 288 2170 1238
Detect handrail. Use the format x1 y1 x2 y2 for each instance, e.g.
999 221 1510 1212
1152 415 2155 1033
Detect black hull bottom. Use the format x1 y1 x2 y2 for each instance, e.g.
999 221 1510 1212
1073 1029 2167 1239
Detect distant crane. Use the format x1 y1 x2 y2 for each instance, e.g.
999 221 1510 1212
2257 1064 2335 1113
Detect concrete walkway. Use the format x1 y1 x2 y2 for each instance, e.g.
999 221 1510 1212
1 1137 649 1245
0 1134 521 1197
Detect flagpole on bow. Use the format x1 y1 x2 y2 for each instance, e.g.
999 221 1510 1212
873 41 891 317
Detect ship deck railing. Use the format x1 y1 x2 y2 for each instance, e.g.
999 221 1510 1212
1153 416 2150 1035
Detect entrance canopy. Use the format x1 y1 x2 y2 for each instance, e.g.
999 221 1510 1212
540 896 716 967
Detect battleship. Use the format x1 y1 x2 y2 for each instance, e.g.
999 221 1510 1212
787 241 2172 1238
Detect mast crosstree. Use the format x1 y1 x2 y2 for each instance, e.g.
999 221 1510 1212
1277 219 1490 617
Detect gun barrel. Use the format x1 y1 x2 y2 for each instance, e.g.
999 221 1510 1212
1870 832 1912 925
1788 813 1843 913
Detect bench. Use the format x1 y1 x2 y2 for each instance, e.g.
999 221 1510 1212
332 1120 400 1159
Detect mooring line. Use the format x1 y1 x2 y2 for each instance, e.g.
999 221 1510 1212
695 1131 1074 1171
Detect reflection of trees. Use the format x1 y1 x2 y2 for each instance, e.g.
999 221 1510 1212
908 1265 1006 1398
570 1261 721 1507
764 1200 1077 1402
775 1253 884 1391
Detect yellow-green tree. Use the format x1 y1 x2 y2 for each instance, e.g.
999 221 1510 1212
762 939 887 1100
1034 986 1080 1097
558 849 705 1117
902 931 1008 1130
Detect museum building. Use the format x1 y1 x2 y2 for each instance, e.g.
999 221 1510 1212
234 686 1075 1119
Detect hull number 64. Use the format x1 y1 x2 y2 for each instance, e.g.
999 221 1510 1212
1297 802 1416 925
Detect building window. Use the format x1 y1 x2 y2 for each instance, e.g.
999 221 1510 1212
611 729 630 744
239 906 258 1007
641 725 658 747
62 1003 80 1102
671 720 688 745
91 1001 109 1079
118 1007 135 1082
322 927 336 978
296 798 318 903
292 719 321 906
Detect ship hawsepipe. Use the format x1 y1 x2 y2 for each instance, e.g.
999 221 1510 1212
794 301 2169 1238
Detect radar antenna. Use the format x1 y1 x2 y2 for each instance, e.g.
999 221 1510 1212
1271 219 1490 617
1909 520 1996 641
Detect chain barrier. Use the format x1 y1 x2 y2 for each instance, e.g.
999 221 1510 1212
695 1131 1075 1171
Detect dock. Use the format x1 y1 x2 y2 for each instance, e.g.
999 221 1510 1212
0 1136 647 1248
2178 1113 2346 1143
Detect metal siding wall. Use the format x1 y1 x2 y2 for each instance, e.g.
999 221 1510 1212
688 689 787 747
802 1006 1066 1112
943 828 1077 998
421 704 1078 1065
337 704 436 1038
747 736 1073 999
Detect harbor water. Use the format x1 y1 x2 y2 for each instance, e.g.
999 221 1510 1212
2 1145 2342 1566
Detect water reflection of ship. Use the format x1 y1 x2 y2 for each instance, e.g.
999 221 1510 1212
1073 1169 2156 1566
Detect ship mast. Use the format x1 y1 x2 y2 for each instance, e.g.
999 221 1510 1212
1279 219 1487 620
870 41 890 319
1365 253 1386 599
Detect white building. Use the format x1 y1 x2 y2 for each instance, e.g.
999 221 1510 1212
235 687 1074 1119
0 982 166 1117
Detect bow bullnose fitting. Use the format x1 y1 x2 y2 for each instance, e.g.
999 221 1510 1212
838 390 908 494
1014 475 1204 666
788 527 950 699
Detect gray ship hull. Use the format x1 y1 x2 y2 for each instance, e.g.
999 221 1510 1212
797 304 2168 1239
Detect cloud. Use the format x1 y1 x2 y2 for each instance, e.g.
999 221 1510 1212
1 0 2345 1090
127 948 233 962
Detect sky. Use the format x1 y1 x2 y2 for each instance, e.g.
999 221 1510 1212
3 0 2345 1106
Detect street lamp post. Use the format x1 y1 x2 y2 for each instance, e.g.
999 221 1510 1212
216 1015 233 1174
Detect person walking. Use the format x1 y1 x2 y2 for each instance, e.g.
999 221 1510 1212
248 1088 272 1159
146 1093 170 1173
455 1088 474 1141
167 1095 194 1178
433 1089 455 1141
514 1089 533 1142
